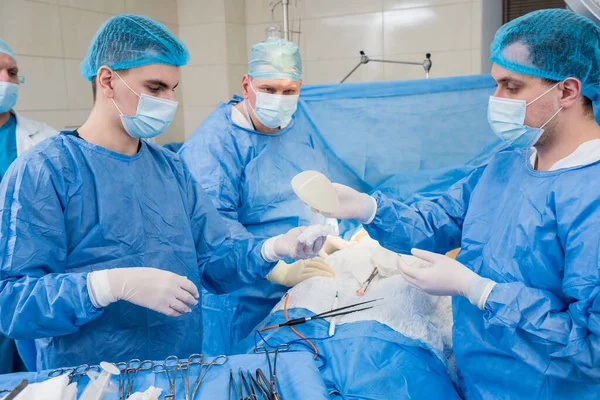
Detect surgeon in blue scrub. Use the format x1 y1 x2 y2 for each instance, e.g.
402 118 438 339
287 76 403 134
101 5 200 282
0 39 57 374
314 9 600 400
179 37 346 355
0 15 330 371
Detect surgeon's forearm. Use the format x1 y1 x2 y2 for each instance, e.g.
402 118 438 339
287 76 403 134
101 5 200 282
365 191 462 254
201 237 275 294
484 282 600 381
0 273 104 340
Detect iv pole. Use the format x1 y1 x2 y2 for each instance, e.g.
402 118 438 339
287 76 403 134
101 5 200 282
340 51 433 83
282 0 290 40
269 0 300 41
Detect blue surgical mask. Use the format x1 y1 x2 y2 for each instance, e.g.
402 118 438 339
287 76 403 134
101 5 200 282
0 81 18 113
487 81 563 149
111 72 178 139
248 80 299 129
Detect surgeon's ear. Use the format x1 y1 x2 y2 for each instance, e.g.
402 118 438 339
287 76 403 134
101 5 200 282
559 77 582 110
97 66 116 99
241 75 251 100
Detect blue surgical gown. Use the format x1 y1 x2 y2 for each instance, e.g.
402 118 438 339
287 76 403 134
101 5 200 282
0 132 273 371
179 98 328 355
366 149 600 399
0 112 18 373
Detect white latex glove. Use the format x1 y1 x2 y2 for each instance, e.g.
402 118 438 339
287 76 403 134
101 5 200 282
312 183 377 224
318 235 355 258
87 267 199 317
262 225 335 262
400 249 496 310
266 258 335 287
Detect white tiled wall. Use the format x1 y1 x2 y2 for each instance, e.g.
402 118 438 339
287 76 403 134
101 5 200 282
1 0 183 145
2 0 497 142
245 0 492 85
177 0 247 138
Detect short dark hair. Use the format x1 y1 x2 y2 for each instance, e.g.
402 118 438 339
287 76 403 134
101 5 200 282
541 78 594 119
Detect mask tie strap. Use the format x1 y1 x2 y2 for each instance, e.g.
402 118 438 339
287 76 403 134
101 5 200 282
527 81 562 106
540 106 564 129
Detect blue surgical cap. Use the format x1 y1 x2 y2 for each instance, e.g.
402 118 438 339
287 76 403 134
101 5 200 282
490 8 600 103
0 39 16 62
248 38 302 82
80 14 189 82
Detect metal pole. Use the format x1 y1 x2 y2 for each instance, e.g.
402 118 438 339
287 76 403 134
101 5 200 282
340 51 432 83
368 59 423 66
282 0 290 41
340 61 364 83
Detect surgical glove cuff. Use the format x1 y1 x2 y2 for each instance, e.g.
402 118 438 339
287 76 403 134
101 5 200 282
87 270 117 308
360 195 378 224
266 260 290 286
262 235 283 262
468 277 497 310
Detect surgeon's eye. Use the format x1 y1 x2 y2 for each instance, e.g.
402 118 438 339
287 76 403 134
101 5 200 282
506 86 518 94
147 86 161 93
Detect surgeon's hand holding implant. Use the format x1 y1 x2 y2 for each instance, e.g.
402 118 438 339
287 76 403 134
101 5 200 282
400 249 497 310
261 224 335 261
87 268 200 317
312 183 378 224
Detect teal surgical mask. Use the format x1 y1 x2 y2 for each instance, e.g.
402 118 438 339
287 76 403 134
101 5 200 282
247 80 299 129
111 72 178 139
487 81 563 149
0 81 18 113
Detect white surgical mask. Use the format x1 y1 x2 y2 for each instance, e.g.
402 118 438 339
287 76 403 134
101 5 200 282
247 80 299 129
487 81 563 149
111 72 178 139
0 81 18 113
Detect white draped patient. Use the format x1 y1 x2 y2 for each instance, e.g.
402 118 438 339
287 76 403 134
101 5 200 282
237 234 461 399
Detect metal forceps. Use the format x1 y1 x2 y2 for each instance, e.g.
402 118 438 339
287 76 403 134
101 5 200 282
228 368 256 400
48 363 100 385
254 347 284 400
228 369 240 400
115 362 128 400
190 355 228 399
152 355 180 400
48 366 74 379
356 266 379 296
240 369 258 400
118 359 154 399
180 353 203 400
